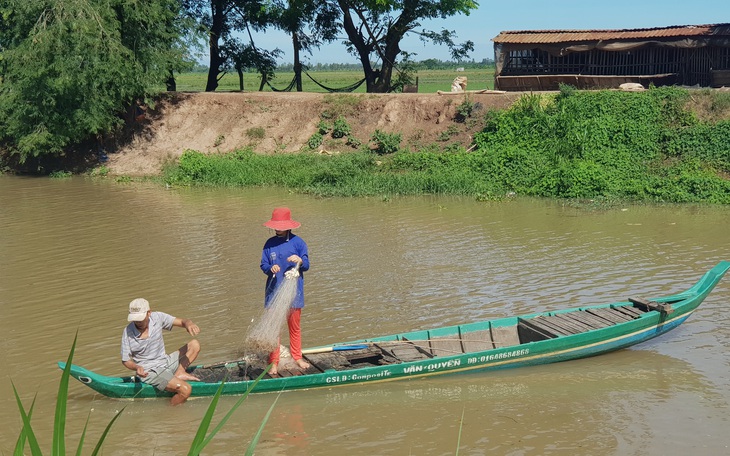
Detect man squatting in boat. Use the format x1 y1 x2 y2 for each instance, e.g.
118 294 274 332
120 298 202 405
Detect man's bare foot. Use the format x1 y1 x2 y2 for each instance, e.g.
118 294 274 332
295 359 311 369
177 373 200 382
269 363 279 376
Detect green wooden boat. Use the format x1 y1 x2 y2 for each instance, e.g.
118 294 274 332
60 261 729 398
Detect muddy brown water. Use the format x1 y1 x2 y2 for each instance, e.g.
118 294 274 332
1 176 729 455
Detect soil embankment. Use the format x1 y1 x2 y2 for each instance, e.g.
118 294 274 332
106 91 524 176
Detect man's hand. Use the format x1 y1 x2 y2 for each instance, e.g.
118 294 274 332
287 255 302 265
136 366 148 378
184 320 200 336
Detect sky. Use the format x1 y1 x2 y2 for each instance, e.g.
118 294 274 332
240 0 730 65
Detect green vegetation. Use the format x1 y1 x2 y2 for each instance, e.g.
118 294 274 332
246 127 266 140
168 67 495 93
307 133 324 149
164 87 730 204
13 334 125 455
0 0 193 164
49 170 72 179
370 130 402 155
332 117 352 138
455 97 476 122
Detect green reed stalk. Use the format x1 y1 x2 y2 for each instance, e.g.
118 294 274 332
187 364 272 455
455 406 465 456
13 331 127 455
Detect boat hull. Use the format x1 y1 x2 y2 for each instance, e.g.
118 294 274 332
60 261 729 398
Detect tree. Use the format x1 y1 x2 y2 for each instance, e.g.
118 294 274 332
223 40 281 91
0 0 192 164
334 0 477 92
275 0 339 91
183 0 277 92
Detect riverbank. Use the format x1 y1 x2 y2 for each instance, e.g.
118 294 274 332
104 91 523 176
103 87 730 179
159 87 730 203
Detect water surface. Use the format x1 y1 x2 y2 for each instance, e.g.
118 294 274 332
1 176 729 455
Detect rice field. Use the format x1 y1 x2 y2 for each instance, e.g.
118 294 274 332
171 67 496 93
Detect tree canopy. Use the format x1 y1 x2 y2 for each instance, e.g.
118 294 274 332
334 0 478 92
0 0 193 163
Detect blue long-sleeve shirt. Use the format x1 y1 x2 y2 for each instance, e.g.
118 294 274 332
260 233 310 308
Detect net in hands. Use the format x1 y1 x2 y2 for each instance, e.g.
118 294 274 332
245 267 300 352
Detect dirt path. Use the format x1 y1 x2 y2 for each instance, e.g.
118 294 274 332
106 91 523 176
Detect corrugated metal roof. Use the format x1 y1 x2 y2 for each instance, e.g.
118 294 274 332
493 24 730 44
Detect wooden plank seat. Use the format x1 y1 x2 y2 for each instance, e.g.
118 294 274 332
563 310 615 329
530 316 575 336
518 318 560 342
550 313 598 332
612 305 646 319
517 304 646 343
586 307 633 324
536 315 588 334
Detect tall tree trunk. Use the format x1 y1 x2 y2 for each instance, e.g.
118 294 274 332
336 0 416 92
237 67 244 91
166 69 176 91
293 31 302 92
376 29 404 92
337 1 380 92
206 0 225 92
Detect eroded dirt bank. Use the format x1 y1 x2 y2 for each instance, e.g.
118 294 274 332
106 91 523 176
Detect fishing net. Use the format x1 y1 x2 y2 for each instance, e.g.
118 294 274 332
245 268 300 352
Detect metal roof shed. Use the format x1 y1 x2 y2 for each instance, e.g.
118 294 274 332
492 24 730 91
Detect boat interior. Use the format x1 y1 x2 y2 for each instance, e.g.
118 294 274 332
191 298 678 383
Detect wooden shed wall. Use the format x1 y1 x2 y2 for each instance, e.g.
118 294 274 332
496 45 730 89
493 28 730 90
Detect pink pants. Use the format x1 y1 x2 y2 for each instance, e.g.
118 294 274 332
268 308 303 364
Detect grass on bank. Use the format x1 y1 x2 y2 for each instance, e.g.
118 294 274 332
163 86 730 204
170 68 495 93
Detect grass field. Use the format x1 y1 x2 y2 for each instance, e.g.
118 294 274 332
171 67 496 93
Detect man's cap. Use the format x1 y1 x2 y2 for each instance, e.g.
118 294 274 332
128 298 150 322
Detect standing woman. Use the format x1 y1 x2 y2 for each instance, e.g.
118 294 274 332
260 207 311 375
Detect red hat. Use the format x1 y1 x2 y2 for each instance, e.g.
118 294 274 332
264 207 301 230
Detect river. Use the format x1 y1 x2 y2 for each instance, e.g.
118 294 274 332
1 175 729 455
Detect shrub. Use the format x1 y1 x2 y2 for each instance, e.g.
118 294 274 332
246 127 265 139
346 135 362 148
49 170 72 179
317 121 331 135
332 116 352 138
455 97 475 122
308 133 323 149
370 130 402 155
438 125 460 141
